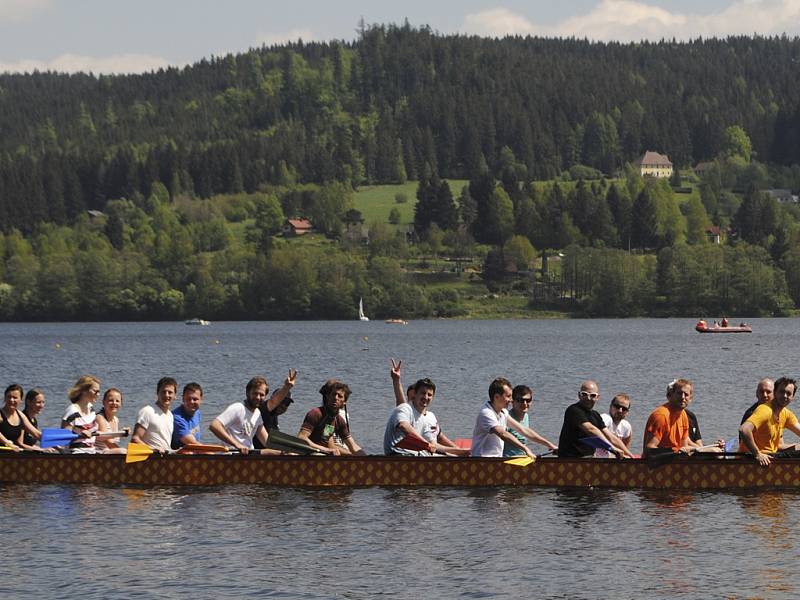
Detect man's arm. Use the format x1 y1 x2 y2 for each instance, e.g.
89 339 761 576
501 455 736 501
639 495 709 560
490 425 535 459
264 369 298 412
507 416 558 451
390 358 406 406
393 420 435 454
131 423 148 445
739 421 771 466
209 418 250 453
577 420 633 458
296 428 340 455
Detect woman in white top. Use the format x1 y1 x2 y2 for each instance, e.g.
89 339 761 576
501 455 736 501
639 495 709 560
61 375 100 453
95 388 129 454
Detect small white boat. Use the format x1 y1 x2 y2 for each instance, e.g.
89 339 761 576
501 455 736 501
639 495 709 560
185 318 210 326
385 319 408 325
358 298 369 322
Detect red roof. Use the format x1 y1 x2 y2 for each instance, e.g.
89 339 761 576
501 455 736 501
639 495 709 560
287 218 313 230
637 151 672 166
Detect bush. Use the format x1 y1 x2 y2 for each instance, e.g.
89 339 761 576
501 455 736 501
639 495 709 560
388 207 401 224
395 193 408 204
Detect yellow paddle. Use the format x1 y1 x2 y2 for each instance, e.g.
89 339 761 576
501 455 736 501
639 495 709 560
504 456 535 467
126 442 155 464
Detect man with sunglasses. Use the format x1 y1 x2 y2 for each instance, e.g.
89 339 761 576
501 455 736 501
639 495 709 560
596 394 632 458
557 380 634 458
503 385 558 457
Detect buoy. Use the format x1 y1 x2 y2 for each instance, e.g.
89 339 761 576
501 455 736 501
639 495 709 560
55 342 61 349
214 340 221 344
363 336 368 341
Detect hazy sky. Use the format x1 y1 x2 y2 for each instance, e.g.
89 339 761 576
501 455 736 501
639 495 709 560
1 0 798 74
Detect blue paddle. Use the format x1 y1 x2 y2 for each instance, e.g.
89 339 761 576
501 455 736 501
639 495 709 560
40 428 129 449
40 428 80 448
579 435 615 453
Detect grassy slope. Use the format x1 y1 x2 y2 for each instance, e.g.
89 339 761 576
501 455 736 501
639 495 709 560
353 180 469 229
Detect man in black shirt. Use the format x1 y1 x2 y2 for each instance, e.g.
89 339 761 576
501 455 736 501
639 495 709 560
557 380 634 458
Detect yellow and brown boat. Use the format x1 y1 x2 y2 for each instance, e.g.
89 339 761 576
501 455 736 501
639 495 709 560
0 453 796 490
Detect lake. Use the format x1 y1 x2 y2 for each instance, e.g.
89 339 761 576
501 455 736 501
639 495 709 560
2 318 797 598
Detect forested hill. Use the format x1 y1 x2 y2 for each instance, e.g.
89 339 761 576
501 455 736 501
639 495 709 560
2 26 800 230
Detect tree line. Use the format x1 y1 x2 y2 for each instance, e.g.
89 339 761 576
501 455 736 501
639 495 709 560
3 28 800 232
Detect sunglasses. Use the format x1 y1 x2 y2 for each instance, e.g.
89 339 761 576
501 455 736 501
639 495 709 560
579 392 599 400
515 397 533 404
611 402 630 412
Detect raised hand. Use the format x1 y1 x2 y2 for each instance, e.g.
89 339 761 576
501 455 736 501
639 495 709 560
390 358 402 382
285 368 298 388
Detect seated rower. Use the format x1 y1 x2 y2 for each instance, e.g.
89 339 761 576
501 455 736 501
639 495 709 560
389 359 469 456
643 379 722 458
557 380 633 458
210 375 292 455
299 379 365 456
503 385 557 457
253 393 293 449
596 394 632 458
739 377 800 467
131 377 176 452
22 388 47 451
171 382 204 450
95 388 129 454
1 384 41 452
471 378 539 459
62 376 101 454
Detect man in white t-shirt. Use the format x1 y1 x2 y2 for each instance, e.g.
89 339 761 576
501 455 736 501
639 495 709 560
471 377 537 458
596 394 633 458
131 376 176 452
388 359 469 456
209 372 295 454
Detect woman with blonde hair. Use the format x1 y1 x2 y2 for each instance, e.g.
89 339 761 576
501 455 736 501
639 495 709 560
61 375 100 453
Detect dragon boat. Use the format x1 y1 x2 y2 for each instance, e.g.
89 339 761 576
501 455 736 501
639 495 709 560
0 453 797 490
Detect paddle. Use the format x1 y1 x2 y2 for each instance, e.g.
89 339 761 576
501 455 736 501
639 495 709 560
264 429 319 455
41 428 130 449
579 435 616 454
503 449 555 467
176 443 232 455
396 434 431 453
645 444 724 468
125 442 165 464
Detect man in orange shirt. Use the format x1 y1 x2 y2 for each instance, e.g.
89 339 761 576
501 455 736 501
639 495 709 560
643 379 694 457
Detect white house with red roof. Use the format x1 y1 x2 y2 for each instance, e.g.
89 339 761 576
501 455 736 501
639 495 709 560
636 151 673 178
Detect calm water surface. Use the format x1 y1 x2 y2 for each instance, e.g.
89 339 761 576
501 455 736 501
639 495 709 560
2 319 798 599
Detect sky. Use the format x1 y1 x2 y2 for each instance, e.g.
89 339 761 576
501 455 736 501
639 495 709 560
1 0 799 74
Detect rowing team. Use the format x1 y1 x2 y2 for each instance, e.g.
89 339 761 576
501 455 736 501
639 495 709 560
1 364 797 466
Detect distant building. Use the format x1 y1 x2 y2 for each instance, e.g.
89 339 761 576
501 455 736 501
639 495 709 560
765 189 799 204
706 225 723 245
636 151 673 178
284 218 314 237
87 209 106 219
694 161 715 176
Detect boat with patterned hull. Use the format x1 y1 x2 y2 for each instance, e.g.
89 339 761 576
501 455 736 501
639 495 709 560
0 453 795 490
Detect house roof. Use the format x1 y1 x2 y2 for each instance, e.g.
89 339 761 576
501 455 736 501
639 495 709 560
694 161 714 172
287 218 313 229
637 151 672 166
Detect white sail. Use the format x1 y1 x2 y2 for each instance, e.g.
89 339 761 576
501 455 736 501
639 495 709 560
358 297 369 321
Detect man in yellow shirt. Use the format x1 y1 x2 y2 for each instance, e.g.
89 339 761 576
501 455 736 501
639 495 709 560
739 377 800 467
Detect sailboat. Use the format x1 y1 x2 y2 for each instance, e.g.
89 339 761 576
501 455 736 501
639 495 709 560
358 298 369 321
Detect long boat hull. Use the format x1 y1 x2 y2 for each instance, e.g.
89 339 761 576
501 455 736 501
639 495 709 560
0 454 796 490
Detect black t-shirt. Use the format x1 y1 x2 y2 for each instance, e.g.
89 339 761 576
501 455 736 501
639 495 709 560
558 402 606 457
686 408 702 443
252 403 280 450
740 401 760 425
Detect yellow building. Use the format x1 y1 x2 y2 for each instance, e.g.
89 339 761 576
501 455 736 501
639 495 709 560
637 151 673 178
